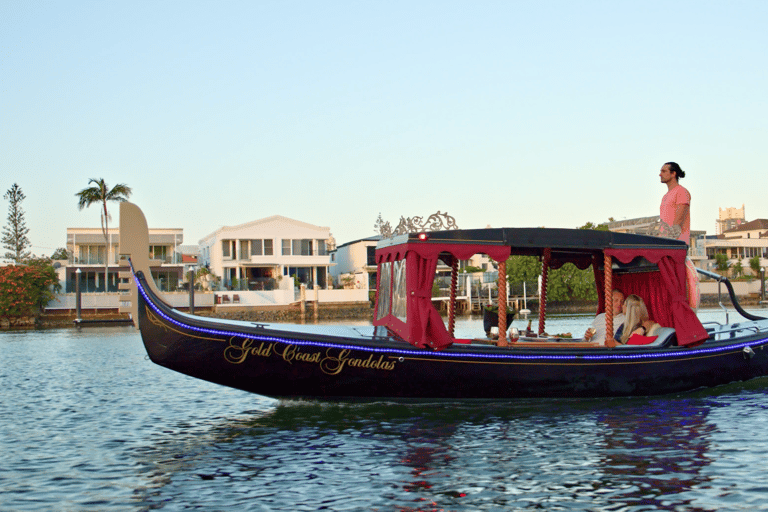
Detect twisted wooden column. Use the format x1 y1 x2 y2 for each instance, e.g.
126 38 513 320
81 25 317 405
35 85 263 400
538 248 551 336
497 259 508 347
604 252 616 347
449 258 458 337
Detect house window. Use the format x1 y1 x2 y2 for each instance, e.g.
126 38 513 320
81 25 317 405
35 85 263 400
222 240 231 258
250 239 274 256
367 246 376 266
292 239 313 256
78 245 105 265
317 240 327 256
152 270 179 292
149 245 168 263
284 239 313 255
239 240 250 260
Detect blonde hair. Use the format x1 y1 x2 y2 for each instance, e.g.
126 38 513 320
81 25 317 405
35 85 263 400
621 294 649 344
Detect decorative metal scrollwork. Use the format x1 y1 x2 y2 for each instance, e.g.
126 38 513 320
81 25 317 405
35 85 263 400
375 211 458 238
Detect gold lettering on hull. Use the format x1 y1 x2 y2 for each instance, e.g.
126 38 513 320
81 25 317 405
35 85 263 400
223 337 398 375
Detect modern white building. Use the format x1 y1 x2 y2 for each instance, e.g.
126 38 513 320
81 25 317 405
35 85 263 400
198 215 333 290
64 227 185 292
717 205 746 235
329 236 381 289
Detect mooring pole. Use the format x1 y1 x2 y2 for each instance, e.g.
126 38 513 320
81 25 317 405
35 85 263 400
75 268 82 327
188 269 195 315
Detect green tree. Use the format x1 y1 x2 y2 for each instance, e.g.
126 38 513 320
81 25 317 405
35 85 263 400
2 183 31 264
714 253 730 274
505 255 541 294
51 247 69 260
578 221 610 231
548 263 598 301
75 179 132 292
732 260 744 279
749 255 761 277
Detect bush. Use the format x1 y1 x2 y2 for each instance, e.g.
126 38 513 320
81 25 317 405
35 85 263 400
0 264 59 317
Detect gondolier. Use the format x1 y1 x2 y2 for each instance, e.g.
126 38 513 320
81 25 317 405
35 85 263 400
659 161 691 244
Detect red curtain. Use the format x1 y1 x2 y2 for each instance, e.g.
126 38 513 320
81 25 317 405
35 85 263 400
375 242 511 349
406 251 450 349
605 249 707 347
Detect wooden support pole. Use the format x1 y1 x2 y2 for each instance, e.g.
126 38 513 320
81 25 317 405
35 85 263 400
449 258 458 337
604 252 616 347
497 260 508 347
538 248 551 336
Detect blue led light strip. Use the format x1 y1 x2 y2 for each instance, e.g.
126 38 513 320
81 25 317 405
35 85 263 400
130 262 768 363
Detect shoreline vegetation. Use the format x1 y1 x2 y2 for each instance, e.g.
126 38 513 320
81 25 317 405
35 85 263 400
2 294 765 330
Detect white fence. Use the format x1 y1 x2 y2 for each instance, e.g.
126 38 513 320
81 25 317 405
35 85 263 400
47 292 216 310
699 280 763 296
47 288 370 311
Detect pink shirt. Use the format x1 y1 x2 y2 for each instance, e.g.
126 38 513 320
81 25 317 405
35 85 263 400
660 185 691 243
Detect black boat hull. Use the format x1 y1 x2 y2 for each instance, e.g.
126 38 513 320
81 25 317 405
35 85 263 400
135 274 768 399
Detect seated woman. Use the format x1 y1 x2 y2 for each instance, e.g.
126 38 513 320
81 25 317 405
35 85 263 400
615 294 661 345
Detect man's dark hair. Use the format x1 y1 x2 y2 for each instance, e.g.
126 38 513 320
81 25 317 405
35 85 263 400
665 162 685 179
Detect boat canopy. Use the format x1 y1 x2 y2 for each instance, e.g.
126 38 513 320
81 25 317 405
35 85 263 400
373 228 708 350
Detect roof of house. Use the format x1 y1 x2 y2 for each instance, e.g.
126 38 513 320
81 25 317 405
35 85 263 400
333 235 382 251
199 215 330 242
718 219 768 239
723 219 768 233
176 244 199 255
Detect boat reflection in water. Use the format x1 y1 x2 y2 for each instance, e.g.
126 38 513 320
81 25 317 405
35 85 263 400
597 400 715 507
128 394 759 510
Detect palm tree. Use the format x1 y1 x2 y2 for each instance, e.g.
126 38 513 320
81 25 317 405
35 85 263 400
76 179 132 292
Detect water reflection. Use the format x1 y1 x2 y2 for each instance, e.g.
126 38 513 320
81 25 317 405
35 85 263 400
597 400 715 511
128 397 726 511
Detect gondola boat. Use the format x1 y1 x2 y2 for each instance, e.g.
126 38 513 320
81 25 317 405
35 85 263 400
120 202 768 399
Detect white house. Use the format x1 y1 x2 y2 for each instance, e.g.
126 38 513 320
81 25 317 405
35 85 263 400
64 227 185 293
198 215 333 290
330 236 381 289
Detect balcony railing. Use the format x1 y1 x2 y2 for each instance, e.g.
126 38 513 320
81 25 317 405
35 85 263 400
68 254 183 265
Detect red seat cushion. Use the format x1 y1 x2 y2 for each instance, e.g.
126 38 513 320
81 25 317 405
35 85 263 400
627 334 658 345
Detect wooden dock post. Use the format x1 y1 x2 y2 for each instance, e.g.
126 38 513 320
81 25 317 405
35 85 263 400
313 285 319 322
300 284 306 322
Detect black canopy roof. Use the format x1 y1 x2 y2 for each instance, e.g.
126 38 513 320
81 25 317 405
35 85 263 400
378 227 687 260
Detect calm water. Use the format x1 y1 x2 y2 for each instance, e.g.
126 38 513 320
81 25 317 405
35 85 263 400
3 311 768 511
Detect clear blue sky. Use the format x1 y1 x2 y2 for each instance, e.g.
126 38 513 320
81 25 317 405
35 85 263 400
3 0 767 255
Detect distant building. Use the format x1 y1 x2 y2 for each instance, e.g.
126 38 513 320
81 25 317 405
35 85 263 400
718 218 768 240
717 205 746 235
605 215 703 255
605 216 660 236
175 244 200 277
697 219 768 275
